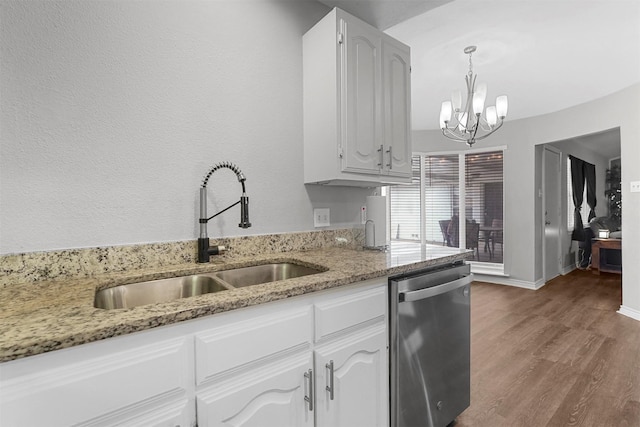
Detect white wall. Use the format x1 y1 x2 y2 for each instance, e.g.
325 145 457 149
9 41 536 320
413 83 640 315
0 0 375 254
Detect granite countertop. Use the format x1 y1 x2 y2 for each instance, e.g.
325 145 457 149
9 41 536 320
0 243 471 363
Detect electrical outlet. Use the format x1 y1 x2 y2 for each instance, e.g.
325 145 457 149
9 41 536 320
631 181 640 193
314 208 330 227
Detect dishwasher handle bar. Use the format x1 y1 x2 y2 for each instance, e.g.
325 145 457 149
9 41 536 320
399 274 472 303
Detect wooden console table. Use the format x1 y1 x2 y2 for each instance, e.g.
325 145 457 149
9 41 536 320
591 238 622 275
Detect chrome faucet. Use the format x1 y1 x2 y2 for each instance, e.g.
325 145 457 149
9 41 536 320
198 161 251 263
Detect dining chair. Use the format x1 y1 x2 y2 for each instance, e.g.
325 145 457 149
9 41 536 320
439 220 451 246
491 219 503 255
466 221 480 260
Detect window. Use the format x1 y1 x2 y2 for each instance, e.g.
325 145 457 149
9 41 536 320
389 157 421 240
567 157 589 230
389 150 504 264
424 155 459 245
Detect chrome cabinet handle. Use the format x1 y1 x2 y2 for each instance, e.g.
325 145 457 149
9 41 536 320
386 146 392 169
304 369 314 411
377 145 384 167
325 360 335 400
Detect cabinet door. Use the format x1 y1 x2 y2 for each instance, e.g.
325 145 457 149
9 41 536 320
196 352 314 427
315 324 388 427
0 336 194 427
340 16 383 175
77 398 194 427
382 39 411 178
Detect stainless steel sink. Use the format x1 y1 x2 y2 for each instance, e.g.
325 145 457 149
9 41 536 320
94 274 231 310
94 262 324 310
213 262 323 288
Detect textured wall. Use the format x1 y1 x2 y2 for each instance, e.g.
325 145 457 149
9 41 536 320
0 0 375 254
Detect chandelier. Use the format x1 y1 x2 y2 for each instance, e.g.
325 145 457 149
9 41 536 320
439 46 508 147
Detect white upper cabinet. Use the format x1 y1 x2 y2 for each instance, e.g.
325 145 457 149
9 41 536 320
303 8 412 186
340 15 382 176
381 39 412 177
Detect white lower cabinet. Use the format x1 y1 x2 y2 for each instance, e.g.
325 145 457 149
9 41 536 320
196 352 315 427
193 280 388 427
315 324 388 427
0 278 388 427
0 333 196 427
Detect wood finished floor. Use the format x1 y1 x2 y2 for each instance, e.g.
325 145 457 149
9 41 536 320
456 270 640 427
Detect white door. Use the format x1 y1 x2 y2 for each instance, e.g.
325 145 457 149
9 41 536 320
543 147 561 281
314 325 388 427
381 39 411 178
196 352 314 427
341 16 382 175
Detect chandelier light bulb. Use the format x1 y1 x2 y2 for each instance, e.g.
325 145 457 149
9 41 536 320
486 106 498 127
451 90 462 112
458 112 468 132
440 101 452 128
473 82 487 116
496 95 509 118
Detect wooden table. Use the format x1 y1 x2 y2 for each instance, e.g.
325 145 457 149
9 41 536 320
591 238 622 275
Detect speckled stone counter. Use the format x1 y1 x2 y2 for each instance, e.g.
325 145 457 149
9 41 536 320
0 242 471 362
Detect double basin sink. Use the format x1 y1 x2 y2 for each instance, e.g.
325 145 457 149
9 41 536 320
94 262 324 310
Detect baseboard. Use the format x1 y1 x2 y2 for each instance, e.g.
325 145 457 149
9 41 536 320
561 264 576 275
618 305 640 322
471 274 546 290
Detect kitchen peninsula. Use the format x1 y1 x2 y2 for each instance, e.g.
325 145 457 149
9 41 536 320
1 231 471 426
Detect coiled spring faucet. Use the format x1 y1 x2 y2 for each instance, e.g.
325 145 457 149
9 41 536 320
198 161 251 263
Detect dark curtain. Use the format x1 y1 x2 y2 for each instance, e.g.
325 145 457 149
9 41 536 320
584 162 597 221
570 156 585 241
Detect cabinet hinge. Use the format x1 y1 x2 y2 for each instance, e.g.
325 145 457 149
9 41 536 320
337 32 343 44
338 145 343 158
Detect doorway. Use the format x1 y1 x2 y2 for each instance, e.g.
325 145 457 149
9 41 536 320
543 147 561 282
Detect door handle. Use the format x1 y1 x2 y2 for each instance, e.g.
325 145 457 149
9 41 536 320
325 360 335 400
386 146 392 169
304 369 314 411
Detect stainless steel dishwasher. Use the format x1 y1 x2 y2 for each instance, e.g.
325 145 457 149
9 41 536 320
389 261 472 427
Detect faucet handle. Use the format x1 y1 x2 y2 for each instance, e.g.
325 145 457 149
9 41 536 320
239 195 251 228
211 245 226 256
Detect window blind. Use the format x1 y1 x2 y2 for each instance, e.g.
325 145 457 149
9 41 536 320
389 157 421 241
465 151 503 226
424 155 459 245
389 149 504 264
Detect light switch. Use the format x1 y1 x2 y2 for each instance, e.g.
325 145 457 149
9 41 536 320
631 181 640 193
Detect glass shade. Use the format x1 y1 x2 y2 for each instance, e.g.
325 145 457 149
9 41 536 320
473 83 487 115
440 101 452 127
458 112 468 132
496 95 508 118
451 90 462 112
486 106 497 127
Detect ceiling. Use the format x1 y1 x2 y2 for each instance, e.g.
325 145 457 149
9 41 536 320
317 0 640 158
